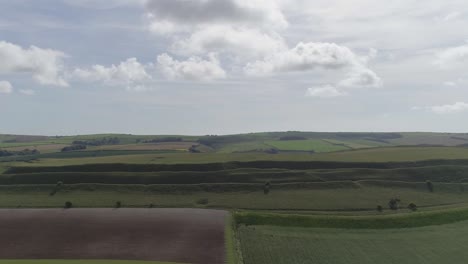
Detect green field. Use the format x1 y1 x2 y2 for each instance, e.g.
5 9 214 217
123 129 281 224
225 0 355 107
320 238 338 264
2 182 468 211
238 221 468 264
265 139 350 152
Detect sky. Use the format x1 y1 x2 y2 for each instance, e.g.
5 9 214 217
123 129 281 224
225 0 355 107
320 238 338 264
1 0 468 135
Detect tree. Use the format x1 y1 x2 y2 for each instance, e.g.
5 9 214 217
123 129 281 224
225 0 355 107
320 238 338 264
408 203 417 211
388 198 401 210
377 205 383 212
263 181 271 195
426 180 434 192
64 201 73 209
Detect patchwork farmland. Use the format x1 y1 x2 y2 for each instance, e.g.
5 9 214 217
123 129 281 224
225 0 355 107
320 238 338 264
2 132 468 263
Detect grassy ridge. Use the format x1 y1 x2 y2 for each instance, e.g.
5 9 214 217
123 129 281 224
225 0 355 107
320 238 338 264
3 166 468 184
1 182 468 210
234 206 468 229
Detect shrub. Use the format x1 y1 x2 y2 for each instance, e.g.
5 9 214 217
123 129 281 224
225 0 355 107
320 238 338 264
426 180 434 192
264 181 271 194
377 205 383 212
148 203 154 208
388 198 401 210
115 201 122 208
64 201 73 209
408 203 417 211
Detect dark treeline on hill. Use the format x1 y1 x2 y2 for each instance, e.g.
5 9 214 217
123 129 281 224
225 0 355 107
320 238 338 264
197 135 255 147
61 145 86 152
0 149 40 157
8 159 468 174
72 137 120 146
279 136 307 140
5 164 468 185
138 137 183 143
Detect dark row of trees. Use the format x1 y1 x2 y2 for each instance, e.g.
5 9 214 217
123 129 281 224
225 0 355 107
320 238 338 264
61 144 87 152
0 149 40 157
138 137 183 143
377 198 417 212
72 137 120 146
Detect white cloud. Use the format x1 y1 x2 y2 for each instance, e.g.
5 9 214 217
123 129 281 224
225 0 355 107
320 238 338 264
431 102 468 114
306 85 346 98
72 58 151 89
157 53 226 81
171 26 286 59
0 41 68 87
244 42 360 75
19 89 35 95
337 66 383 89
435 43 468 68
0 81 13 94
244 41 382 94
145 0 288 66
145 0 287 34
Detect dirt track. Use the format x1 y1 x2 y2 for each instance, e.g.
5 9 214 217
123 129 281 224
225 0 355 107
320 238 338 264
0 208 227 264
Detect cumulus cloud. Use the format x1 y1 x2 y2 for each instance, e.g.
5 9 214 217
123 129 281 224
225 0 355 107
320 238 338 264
145 0 287 34
171 26 286 59
72 58 151 89
306 85 346 98
0 41 68 87
157 53 226 81
337 66 383 89
430 102 468 114
145 0 288 65
244 42 382 95
244 42 361 75
435 43 468 68
0 80 13 94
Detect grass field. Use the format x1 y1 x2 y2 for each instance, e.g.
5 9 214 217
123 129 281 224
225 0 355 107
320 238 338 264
238 220 468 264
1 183 468 211
265 139 350 152
5 146 468 167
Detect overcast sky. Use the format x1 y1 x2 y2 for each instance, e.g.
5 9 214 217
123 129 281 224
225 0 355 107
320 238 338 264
1 0 468 135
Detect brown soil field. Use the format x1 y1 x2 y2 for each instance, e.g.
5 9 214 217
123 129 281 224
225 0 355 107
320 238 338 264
0 208 227 264
90 142 198 151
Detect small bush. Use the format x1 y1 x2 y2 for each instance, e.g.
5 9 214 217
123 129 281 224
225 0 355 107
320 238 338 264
148 203 154 208
196 198 209 205
377 205 383 212
408 203 417 212
115 201 122 208
388 198 401 210
264 181 271 195
64 201 73 209
426 180 434 192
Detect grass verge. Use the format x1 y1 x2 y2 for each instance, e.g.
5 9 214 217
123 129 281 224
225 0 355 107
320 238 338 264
234 206 468 229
